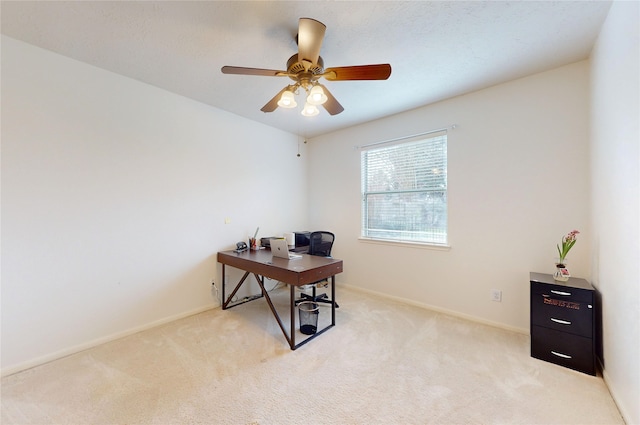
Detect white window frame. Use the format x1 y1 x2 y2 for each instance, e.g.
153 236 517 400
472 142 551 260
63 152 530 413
360 131 448 246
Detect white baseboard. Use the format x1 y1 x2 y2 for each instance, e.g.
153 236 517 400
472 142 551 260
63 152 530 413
601 367 633 425
1 303 219 377
340 283 529 335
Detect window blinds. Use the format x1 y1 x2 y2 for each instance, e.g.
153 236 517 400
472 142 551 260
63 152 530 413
361 133 448 244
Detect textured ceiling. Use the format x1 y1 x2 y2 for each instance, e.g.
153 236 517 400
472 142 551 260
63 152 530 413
1 1 612 138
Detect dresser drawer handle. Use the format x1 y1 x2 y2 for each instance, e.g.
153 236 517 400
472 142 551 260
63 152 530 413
551 318 571 325
550 290 571 296
551 351 572 359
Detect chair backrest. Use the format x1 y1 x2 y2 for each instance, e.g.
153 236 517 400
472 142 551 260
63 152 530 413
308 231 335 257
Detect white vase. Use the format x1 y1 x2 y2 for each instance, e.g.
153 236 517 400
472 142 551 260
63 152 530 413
553 260 570 282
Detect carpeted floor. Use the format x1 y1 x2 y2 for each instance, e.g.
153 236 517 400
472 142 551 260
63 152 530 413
1 286 624 424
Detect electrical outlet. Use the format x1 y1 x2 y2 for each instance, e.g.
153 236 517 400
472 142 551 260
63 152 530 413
224 217 231 224
491 289 502 302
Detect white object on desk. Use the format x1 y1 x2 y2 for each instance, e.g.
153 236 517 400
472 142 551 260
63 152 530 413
285 232 295 246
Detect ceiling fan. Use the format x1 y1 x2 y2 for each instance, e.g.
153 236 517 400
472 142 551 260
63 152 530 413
221 17 392 117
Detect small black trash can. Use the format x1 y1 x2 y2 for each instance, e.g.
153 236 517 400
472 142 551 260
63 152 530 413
298 301 320 335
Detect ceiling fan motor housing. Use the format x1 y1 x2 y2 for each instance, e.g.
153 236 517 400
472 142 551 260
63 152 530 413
287 54 324 81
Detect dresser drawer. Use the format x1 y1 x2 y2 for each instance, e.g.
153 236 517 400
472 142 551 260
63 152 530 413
531 292 593 338
531 280 593 303
531 325 595 375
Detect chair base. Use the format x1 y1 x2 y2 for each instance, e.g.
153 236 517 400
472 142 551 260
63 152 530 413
295 283 340 308
295 288 339 308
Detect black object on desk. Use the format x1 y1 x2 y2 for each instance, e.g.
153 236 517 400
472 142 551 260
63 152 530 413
294 231 311 246
530 272 597 375
261 233 311 250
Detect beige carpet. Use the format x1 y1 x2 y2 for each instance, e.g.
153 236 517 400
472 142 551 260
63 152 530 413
1 286 624 424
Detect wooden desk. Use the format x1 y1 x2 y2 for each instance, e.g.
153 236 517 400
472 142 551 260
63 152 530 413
217 249 343 350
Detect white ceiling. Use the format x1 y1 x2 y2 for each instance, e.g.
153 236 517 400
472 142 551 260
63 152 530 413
1 1 612 138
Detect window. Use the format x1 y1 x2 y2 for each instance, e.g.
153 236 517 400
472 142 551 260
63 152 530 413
361 132 447 245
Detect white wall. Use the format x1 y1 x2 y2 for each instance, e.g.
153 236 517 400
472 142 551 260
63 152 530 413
590 2 640 423
1 36 308 374
308 61 591 333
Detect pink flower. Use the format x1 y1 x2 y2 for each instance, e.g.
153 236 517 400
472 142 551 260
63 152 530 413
565 230 580 243
557 230 580 263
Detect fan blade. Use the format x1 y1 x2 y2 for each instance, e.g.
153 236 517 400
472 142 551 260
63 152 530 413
298 18 326 65
324 64 392 81
260 86 290 113
318 84 344 115
221 66 287 77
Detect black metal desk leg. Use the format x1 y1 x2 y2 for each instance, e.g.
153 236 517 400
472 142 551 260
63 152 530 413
331 275 336 325
221 264 225 309
254 274 293 349
290 285 296 349
222 271 251 309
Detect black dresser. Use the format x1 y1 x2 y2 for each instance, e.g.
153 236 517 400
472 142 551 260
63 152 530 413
530 272 597 375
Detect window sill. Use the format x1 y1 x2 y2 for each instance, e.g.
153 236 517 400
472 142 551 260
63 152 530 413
358 237 451 251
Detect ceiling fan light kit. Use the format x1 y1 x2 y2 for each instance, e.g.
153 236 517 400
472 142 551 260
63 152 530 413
301 102 320 117
307 85 328 105
221 17 391 117
277 90 297 108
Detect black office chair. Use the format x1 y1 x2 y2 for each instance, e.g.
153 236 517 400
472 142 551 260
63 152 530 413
295 231 339 308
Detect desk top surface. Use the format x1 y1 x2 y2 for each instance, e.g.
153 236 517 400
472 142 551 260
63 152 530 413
218 249 343 286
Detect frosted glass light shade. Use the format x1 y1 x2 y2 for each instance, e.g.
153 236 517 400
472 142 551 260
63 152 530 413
307 85 328 105
277 91 297 108
301 102 319 117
